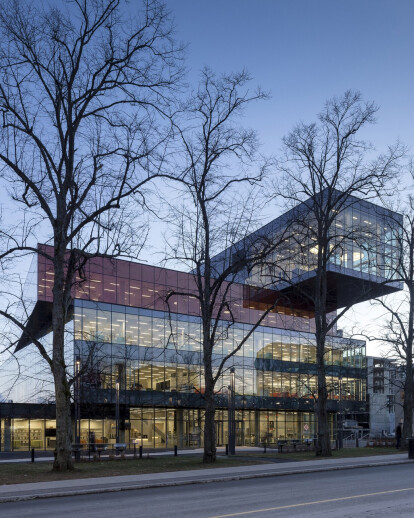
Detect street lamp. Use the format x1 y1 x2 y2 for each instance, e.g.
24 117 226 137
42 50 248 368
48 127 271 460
228 367 236 455
75 356 81 447
338 376 343 449
115 378 120 444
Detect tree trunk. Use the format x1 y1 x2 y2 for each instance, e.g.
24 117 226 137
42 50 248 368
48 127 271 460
203 392 216 463
53 367 73 470
201 304 217 463
315 305 331 456
402 360 414 448
402 296 414 448
202 351 217 465
315 379 331 456
52 246 74 471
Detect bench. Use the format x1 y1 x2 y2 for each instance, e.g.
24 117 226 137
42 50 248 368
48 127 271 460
94 444 108 457
114 443 127 455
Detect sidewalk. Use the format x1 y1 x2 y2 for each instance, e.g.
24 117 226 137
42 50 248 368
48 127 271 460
0 452 411 503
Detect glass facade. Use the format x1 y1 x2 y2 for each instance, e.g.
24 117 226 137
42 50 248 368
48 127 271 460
7 190 405 451
74 301 366 395
36 245 319 332
328 203 400 278
0 410 322 451
0 412 59 451
63 294 366 449
0 255 369 451
246 197 402 290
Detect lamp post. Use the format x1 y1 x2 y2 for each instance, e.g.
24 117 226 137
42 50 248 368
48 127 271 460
228 367 236 455
115 378 120 444
338 376 343 449
75 356 81 446
169 392 182 448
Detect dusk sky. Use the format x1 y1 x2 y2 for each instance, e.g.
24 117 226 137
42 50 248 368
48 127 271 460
2 0 413 355
166 0 414 353
169 0 413 157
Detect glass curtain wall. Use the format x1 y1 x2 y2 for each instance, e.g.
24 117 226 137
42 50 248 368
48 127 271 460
74 302 365 400
69 300 366 448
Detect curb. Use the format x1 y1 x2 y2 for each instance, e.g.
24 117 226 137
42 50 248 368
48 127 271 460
0 458 412 504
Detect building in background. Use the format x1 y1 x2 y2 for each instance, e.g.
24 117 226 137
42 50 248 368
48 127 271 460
0 193 403 451
367 356 404 437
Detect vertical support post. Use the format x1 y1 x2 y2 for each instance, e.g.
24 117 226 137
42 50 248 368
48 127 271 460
338 376 343 449
139 445 143 459
228 367 236 455
174 445 177 456
3 416 11 452
75 356 81 461
31 448 35 463
115 378 120 444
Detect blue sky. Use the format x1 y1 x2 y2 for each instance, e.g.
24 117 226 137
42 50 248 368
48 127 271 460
166 0 414 352
169 0 413 156
2 0 412 354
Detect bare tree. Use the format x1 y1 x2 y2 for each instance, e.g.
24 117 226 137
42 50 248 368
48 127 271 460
163 68 292 463
0 0 182 470
372 189 414 446
269 91 404 456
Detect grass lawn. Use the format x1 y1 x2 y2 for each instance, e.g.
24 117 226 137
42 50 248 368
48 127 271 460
0 447 403 486
0 454 270 486
281 446 403 461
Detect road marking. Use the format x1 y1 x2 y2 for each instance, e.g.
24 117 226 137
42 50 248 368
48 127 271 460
208 487 414 517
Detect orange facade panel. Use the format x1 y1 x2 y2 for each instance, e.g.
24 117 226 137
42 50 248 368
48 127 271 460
36 244 317 333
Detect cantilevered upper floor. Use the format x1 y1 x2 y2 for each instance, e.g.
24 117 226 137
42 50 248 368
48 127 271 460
211 189 403 312
16 190 403 351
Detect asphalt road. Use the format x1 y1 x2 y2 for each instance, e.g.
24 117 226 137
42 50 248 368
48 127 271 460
1 464 414 517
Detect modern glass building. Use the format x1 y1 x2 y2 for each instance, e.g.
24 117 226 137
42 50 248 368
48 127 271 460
0 192 402 451
212 190 402 309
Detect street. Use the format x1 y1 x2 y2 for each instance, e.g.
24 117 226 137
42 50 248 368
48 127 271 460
1 463 413 517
